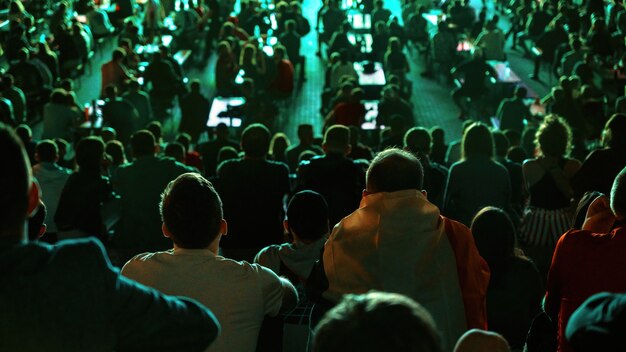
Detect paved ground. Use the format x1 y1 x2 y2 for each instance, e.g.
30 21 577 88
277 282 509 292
43 0 551 146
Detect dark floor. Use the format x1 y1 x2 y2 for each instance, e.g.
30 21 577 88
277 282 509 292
37 0 551 147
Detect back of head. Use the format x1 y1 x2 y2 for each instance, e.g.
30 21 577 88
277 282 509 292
611 167 626 220
603 114 626 150
76 137 105 174
470 207 516 284
15 124 32 142
160 173 223 248
314 291 442 352
535 115 572 158
323 125 351 154
189 80 201 94
215 122 230 139
165 142 185 162
462 123 494 159
241 123 270 158
430 127 445 145
131 130 156 157
105 140 125 165
36 139 58 163
366 148 424 193
566 292 626 352
287 191 329 242
176 133 192 152
514 86 527 99
404 127 431 156
146 121 163 141
297 124 314 144
0 123 30 238
454 329 510 352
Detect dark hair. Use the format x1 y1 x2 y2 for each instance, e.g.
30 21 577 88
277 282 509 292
112 47 126 61
314 291 442 352
430 127 445 145
297 124 315 143
0 123 30 237
514 86 527 99
160 173 223 248
146 121 162 140
535 115 572 157
105 140 125 165
287 191 329 242
492 131 510 157
506 146 526 163
470 207 519 286
217 146 239 164
462 123 494 159
404 127 431 157
76 137 104 174
611 167 626 220
324 125 350 152
28 200 46 241
15 124 31 142
165 142 185 162
176 133 192 151
241 123 271 158
131 130 156 157
36 139 58 163
603 114 626 150
367 149 424 193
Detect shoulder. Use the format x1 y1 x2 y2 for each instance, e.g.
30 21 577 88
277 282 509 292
54 238 111 269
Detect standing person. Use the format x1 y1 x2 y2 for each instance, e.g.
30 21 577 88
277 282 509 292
545 169 626 352
443 123 511 226
216 124 291 262
308 149 490 351
122 79 153 128
198 123 240 178
519 116 581 277
55 137 116 242
102 85 140 146
297 125 365 227
121 173 297 352
572 114 626 199
285 124 324 172
214 41 238 96
0 122 220 352
112 130 195 264
32 140 72 242
179 80 211 142
280 19 305 81
100 48 132 98
470 207 543 350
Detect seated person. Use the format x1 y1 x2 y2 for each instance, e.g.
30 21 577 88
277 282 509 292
451 48 497 120
122 173 298 352
0 123 219 351
313 291 442 352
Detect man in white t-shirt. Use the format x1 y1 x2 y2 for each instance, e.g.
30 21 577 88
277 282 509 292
122 173 298 352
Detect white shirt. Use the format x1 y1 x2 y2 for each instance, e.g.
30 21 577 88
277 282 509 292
122 248 284 352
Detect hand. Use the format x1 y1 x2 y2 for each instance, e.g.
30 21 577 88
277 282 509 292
582 194 616 233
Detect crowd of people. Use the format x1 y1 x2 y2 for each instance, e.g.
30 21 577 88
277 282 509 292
3 0 626 351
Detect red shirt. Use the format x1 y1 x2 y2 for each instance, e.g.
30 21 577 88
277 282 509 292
333 102 366 127
545 225 626 352
270 59 294 95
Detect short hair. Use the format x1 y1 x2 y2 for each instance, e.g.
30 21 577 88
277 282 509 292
146 121 162 140
241 123 270 158
176 133 192 151
105 140 125 165
36 139 58 163
15 124 31 142
164 142 185 162
404 127 431 155
611 167 626 220
323 125 350 152
462 123 494 159
76 137 105 174
366 148 424 193
160 173 223 248
189 80 201 93
0 123 30 236
603 114 626 150
297 124 314 141
454 329 510 352
287 191 329 242
313 291 442 352
514 86 527 99
131 130 156 157
535 115 572 157
218 146 239 164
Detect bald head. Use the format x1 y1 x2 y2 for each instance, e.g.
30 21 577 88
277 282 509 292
454 329 510 352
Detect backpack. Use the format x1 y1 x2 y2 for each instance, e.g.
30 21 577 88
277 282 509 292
296 15 310 36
